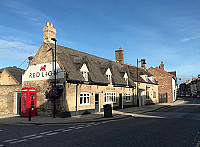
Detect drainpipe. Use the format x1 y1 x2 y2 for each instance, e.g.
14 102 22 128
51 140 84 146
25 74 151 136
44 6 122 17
75 83 79 116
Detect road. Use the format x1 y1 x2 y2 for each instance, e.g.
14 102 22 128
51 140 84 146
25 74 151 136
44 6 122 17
0 97 200 147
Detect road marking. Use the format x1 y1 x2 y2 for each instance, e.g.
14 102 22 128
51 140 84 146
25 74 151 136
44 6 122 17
3 138 18 143
40 131 54 135
74 127 83 130
86 124 93 127
29 135 43 140
0 130 3 131
22 134 37 138
9 139 28 144
0 145 3 146
46 132 59 136
62 129 72 132
93 123 100 126
54 128 65 132
69 126 76 129
77 125 85 127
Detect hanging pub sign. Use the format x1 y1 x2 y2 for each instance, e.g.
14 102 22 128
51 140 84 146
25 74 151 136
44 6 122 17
22 62 64 82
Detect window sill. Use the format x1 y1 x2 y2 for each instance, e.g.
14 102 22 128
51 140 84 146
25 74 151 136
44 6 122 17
126 101 131 103
79 104 90 106
105 102 116 104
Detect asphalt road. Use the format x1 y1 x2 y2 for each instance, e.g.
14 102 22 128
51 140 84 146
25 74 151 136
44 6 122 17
0 97 200 147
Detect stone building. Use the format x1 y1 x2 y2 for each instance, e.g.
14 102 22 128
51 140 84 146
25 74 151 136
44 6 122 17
0 66 24 114
148 62 177 103
21 22 159 117
190 78 197 97
179 81 191 97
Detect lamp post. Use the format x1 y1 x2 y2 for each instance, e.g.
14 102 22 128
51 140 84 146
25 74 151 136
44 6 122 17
137 58 140 107
51 38 57 118
136 58 146 107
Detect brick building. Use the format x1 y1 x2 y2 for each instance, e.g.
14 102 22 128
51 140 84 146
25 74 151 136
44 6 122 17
148 62 177 103
0 66 24 114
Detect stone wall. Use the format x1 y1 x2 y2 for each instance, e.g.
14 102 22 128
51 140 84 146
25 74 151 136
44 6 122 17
23 79 65 116
0 70 18 85
0 85 21 114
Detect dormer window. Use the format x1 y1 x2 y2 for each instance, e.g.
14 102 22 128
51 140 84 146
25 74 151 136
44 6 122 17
80 63 89 81
123 72 128 85
140 75 148 82
148 76 155 83
106 68 112 84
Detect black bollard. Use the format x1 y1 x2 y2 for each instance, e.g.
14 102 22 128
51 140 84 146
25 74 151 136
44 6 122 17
28 108 31 121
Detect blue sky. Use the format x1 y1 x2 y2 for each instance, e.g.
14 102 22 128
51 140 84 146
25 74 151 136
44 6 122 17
0 0 200 82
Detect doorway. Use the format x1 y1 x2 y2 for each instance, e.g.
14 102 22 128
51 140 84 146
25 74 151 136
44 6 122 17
95 93 100 112
119 93 123 109
16 92 21 115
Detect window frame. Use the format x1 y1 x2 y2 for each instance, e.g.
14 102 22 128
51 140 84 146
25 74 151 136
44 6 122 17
125 93 131 102
105 92 116 103
80 92 90 106
153 91 156 99
81 71 88 81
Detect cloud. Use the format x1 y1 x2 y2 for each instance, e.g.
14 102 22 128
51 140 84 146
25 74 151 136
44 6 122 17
181 35 200 42
2 1 51 25
0 39 38 60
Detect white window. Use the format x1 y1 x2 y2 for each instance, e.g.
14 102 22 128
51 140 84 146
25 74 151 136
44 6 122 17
80 63 89 81
105 92 116 103
126 93 131 102
80 92 90 105
148 76 155 83
106 68 112 84
124 72 128 85
140 75 148 82
153 91 156 99
81 71 88 81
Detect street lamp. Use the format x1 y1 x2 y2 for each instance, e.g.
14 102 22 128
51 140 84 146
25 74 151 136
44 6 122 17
136 58 146 107
51 38 57 118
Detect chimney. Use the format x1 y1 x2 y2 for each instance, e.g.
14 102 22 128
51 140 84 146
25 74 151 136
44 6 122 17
159 61 164 70
43 22 56 43
115 47 124 64
141 59 146 69
28 56 34 65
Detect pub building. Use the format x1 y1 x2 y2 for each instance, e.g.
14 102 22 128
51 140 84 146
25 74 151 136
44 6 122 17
21 22 159 117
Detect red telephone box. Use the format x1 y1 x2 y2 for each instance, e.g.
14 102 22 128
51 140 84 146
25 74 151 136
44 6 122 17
21 87 37 117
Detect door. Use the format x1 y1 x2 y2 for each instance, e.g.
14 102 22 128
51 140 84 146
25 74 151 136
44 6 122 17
30 93 37 116
16 92 21 115
21 92 28 116
119 93 123 109
95 93 99 112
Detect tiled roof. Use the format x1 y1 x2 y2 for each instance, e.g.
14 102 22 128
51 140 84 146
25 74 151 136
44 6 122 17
150 67 176 80
49 43 157 86
0 66 25 84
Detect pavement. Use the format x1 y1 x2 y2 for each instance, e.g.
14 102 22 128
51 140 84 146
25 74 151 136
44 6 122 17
0 98 186 125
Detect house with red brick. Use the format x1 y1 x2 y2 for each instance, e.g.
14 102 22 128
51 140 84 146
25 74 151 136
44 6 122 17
148 62 177 103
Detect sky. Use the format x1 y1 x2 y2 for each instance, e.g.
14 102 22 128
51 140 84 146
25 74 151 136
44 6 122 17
0 0 200 83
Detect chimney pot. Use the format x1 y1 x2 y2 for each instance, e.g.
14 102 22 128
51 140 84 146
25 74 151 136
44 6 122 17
115 47 124 64
28 56 34 65
46 22 50 26
159 61 164 70
43 22 56 43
